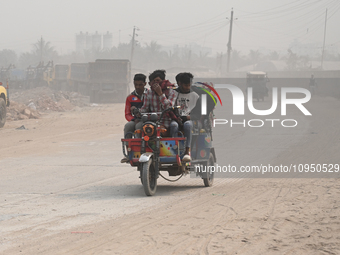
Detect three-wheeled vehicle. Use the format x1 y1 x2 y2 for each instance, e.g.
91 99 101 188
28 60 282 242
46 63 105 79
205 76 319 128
246 71 269 101
121 87 216 196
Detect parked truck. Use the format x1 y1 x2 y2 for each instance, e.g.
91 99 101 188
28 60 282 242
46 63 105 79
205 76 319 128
89 59 131 103
69 63 90 95
52 64 70 91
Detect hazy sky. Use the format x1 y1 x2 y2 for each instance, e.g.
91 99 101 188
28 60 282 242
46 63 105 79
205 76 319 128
1 0 340 55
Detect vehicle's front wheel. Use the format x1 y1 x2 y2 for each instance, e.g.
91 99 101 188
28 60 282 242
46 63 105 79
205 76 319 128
0 98 6 128
142 158 157 196
203 153 215 187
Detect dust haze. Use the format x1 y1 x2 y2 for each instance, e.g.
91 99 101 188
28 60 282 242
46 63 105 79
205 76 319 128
1 1 340 254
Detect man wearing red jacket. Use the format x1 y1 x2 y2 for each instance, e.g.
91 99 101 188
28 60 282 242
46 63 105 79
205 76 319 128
121 73 147 163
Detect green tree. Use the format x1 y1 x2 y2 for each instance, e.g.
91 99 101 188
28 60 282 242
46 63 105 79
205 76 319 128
268 51 280 61
284 49 312 71
285 49 298 70
247 50 261 64
32 37 58 62
145 41 162 69
231 50 246 71
0 49 17 67
18 52 35 69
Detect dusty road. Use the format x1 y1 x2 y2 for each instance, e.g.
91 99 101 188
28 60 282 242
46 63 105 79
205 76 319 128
0 95 340 254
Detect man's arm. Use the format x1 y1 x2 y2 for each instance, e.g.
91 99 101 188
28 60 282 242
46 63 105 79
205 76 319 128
125 96 134 121
159 89 178 109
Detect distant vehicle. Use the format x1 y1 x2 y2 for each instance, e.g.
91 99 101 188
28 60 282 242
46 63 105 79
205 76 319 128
0 81 9 128
89 59 131 103
52 64 70 91
9 69 26 89
69 59 131 103
69 63 90 95
246 71 269 101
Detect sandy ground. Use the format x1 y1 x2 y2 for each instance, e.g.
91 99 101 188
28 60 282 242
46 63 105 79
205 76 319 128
0 95 339 254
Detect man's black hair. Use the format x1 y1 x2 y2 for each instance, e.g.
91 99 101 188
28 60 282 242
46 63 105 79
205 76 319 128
177 72 193 84
149 69 166 82
134 73 146 82
175 73 182 84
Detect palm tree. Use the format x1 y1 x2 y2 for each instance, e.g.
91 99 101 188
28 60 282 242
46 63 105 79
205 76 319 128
0 49 17 67
231 50 245 70
145 41 162 70
32 37 58 62
19 52 35 69
116 43 131 59
145 41 161 56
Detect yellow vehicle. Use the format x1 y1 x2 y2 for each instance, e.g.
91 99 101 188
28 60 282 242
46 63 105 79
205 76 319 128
0 81 9 128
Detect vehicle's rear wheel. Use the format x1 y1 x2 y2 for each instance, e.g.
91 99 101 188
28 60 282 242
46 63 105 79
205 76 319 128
203 153 215 187
142 158 157 196
0 98 7 128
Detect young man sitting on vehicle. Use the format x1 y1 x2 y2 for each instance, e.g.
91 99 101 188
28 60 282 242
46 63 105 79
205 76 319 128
138 69 178 136
121 73 148 163
173 72 199 162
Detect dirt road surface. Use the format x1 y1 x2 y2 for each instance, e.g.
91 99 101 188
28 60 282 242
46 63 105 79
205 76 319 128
1 95 339 254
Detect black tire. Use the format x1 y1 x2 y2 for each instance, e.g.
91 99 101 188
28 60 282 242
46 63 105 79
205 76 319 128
142 158 157 196
203 153 215 187
0 98 6 128
138 165 143 184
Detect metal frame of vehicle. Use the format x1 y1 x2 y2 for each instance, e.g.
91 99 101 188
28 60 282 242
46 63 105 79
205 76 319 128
246 71 269 101
121 108 216 196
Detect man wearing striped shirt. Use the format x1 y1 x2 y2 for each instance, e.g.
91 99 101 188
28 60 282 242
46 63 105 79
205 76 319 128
139 70 178 133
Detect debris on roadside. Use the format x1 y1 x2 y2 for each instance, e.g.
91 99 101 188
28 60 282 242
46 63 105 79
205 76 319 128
16 125 26 130
6 87 90 122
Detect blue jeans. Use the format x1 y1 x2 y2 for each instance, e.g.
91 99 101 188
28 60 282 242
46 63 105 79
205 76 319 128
170 120 192 148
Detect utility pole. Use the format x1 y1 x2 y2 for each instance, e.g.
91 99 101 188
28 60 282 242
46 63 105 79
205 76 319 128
130 26 138 66
226 8 234 73
40 36 43 62
321 8 328 70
